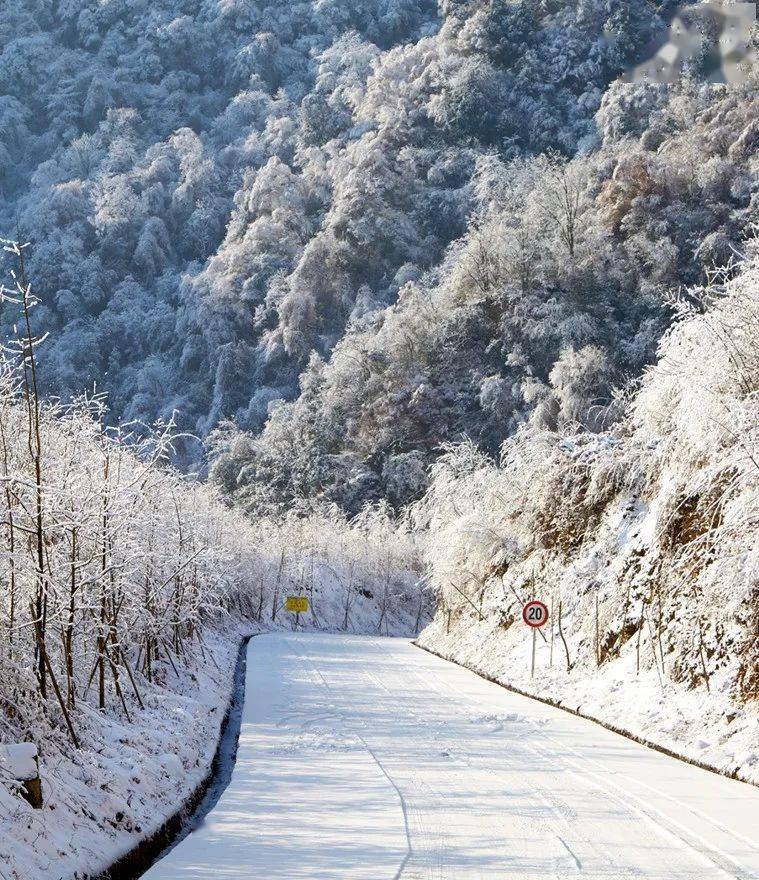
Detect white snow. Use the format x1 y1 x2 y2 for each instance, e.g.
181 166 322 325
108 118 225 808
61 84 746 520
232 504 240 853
417 601 759 788
0 597 424 879
0 628 248 880
144 632 759 880
409 254 759 793
0 744 38 782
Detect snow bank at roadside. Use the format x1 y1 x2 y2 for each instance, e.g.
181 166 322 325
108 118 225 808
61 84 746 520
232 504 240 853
415 249 759 787
0 626 249 880
418 608 759 785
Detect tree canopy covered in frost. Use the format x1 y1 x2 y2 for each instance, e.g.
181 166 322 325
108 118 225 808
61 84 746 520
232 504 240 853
216 83 759 514
1 0 757 512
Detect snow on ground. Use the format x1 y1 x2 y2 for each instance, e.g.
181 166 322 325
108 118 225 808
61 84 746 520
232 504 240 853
144 632 759 880
0 744 38 783
410 253 759 791
412 476 759 791
418 608 759 787
0 583 424 880
412 454 759 790
0 625 251 880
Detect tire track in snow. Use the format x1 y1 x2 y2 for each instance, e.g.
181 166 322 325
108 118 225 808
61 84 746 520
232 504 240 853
398 654 608 877
293 642 415 880
410 643 757 880
405 648 696 878
526 739 759 880
358 640 577 879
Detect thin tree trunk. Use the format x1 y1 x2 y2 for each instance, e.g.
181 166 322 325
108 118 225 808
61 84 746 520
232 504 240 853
558 601 572 672
18 247 48 700
64 527 78 709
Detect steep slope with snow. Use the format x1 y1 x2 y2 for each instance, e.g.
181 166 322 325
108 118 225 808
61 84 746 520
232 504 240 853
6 1 757 511
416 246 759 783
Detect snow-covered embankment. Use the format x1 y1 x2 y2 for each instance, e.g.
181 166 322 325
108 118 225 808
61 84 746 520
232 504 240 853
415 251 759 785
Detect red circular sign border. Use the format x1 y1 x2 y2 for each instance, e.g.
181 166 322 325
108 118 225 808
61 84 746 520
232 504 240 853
522 600 549 628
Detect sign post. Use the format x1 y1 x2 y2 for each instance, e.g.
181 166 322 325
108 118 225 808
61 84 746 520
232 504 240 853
522 600 549 677
285 596 309 628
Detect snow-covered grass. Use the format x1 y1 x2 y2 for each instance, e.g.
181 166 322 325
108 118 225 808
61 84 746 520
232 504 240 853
415 245 759 785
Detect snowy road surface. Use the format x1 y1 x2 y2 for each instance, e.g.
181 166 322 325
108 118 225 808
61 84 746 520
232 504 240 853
143 632 759 879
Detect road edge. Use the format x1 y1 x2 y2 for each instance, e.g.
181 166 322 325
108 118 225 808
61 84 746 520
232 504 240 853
414 641 758 790
89 633 254 880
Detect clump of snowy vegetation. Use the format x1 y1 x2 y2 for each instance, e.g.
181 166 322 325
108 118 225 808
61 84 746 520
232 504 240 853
0 243 423 879
415 242 759 782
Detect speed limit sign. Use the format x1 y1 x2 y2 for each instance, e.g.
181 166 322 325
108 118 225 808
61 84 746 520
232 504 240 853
523 600 549 628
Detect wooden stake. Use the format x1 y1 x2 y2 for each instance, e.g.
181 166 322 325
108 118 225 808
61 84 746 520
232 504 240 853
558 600 572 672
595 591 600 667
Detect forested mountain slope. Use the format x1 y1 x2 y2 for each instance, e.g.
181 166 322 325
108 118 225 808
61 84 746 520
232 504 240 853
2 0 757 512
215 82 759 513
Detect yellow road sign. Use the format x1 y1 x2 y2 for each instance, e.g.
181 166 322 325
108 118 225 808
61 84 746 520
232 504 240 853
285 596 309 614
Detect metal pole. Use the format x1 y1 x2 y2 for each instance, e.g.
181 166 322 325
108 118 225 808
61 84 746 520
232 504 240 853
531 626 537 678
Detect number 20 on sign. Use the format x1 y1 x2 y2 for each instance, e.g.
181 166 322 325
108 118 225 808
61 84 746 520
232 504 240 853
522 600 549 628
523 600 549 678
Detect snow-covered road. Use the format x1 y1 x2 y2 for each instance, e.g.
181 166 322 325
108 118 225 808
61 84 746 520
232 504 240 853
143 632 759 879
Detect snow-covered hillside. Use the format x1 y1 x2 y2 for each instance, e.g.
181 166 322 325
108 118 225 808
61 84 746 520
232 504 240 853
415 245 759 784
4 1 757 516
